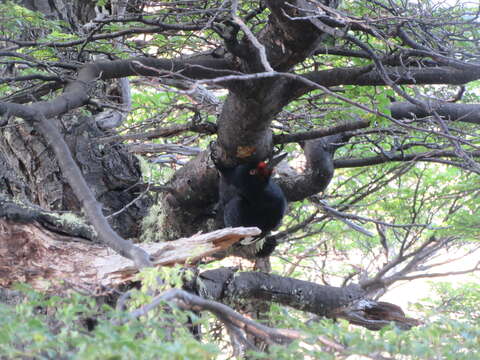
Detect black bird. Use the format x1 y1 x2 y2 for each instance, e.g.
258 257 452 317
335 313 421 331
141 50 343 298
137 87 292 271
216 154 287 257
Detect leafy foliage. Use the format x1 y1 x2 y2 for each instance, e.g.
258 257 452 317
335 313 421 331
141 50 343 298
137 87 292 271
0 280 217 360
1 282 479 359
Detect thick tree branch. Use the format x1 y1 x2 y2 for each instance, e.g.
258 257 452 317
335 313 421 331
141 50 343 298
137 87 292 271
231 0 273 72
285 66 480 103
262 0 334 71
0 74 61 85
195 267 418 330
198 267 364 317
391 101 480 124
334 150 480 169
0 194 95 241
0 205 419 331
157 63 480 230
0 57 233 120
280 133 353 201
212 0 339 164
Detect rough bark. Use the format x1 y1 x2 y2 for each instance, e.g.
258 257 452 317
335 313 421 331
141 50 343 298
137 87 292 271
197 267 364 317
142 151 220 242
0 114 151 238
1 0 233 242
192 267 418 330
215 0 337 162
62 115 152 239
0 120 64 209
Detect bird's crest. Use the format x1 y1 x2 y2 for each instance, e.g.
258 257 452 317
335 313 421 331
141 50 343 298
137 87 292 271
249 154 287 179
249 161 271 178
256 161 272 178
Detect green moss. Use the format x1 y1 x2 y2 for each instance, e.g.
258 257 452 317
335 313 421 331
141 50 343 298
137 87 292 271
56 212 84 225
140 203 164 242
140 202 182 243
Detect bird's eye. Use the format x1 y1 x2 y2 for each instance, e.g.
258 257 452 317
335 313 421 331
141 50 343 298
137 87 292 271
249 169 257 175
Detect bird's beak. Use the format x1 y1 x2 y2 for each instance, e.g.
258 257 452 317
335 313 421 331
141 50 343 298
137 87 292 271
266 153 287 170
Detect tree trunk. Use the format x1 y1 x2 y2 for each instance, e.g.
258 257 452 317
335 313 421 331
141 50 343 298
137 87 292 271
20 0 97 28
1 0 151 238
0 114 151 238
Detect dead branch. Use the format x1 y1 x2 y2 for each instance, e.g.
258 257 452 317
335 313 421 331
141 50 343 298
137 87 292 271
129 288 300 344
331 299 421 331
0 219 259 291
127 288 346 352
